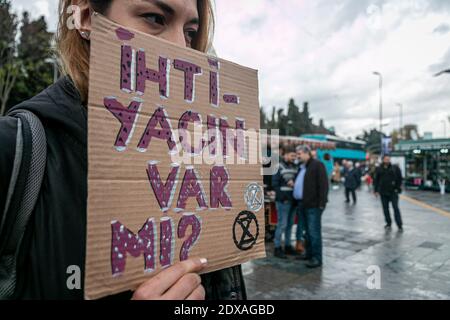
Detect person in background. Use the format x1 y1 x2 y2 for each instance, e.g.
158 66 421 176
354 162 363 189
344 161 359 204
294 145 329 268
272 145 298 258
340 160 348 183
331 162 341 189
364 172 373 191
374 155 404 231
290 148 307 255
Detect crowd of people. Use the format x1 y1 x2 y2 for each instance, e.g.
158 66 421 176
266 146 405 268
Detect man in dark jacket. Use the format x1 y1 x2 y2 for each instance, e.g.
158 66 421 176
271 146 298 259
374 155 404 231
344 161 359 204
0 77 246 300
293 145 329 268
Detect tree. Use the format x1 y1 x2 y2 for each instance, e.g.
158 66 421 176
357 128 383 154
276 108 286 135
260 106 267 128
0 1 54 115
0 0 19 115
7 11 53 110
259 99 334 136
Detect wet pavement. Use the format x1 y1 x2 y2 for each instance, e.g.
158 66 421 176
403 189 450 213
243 187 450 299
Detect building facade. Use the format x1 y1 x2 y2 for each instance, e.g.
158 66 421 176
394 138 450 192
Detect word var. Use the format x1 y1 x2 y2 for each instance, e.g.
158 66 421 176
104 97 245 157
147 163 232 212
111 213 201 276
120 45 239 106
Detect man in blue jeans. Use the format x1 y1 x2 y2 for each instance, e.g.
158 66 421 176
272 146 298 259
293 145 329 268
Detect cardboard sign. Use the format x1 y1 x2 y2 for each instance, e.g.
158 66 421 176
85 14 265 299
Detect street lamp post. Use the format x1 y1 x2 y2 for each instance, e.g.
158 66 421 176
287 120 293 136
373 72 383 135
45 58 59 83
442 120 447 138
434 69 450 77
396 103 403 140
434 71 450 139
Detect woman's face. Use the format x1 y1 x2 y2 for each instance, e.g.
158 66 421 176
105 0 199 48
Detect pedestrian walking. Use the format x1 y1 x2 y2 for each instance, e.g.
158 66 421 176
354 162 363 189
344 161 359 204
374 155 404 231
294 145 329 268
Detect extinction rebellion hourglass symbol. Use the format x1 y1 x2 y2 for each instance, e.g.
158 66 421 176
232 211 259 251
244 183 264 212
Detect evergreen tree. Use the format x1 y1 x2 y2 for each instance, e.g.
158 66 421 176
7 11 54 109
0 0 19 115
259 99 334 136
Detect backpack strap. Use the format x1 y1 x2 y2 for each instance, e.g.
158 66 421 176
0 109 47 299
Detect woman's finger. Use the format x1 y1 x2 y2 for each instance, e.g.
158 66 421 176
186 284 206 300
133 257 207 299
162 273 202 300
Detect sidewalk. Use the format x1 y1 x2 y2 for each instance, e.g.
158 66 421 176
243 188 450 299
403 189 450 213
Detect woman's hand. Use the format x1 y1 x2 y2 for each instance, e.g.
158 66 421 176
132 258 207 300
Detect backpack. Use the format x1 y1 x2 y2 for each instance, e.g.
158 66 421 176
0 109 47 299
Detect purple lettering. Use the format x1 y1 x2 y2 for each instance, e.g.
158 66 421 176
210 166 232 209
160 217 174 268
219 118 246 157
223 94 239 104
120 45 135 93
146 162 180 212
178 111 205 155
136 50 170 98
173 59 202 102
104 96 142 152
178 213 202 261
137 106 176 153
176 167 208 211
111 219 156 276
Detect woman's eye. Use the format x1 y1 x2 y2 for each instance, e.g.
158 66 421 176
184 29 198 43
141 13 166 26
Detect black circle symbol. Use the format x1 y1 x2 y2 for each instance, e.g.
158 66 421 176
232 211 259 251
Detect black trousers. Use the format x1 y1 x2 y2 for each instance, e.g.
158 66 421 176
345 188 356 203
380 194 403 228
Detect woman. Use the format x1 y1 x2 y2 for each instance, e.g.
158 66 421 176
0 0 246 300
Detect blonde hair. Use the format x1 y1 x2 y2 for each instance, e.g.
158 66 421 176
56 0 215 103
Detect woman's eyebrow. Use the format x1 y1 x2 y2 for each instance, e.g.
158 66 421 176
188 17 199 25
143 0 175 16
142 0 199 24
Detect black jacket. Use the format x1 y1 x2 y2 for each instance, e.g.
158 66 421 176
0 77 246 300
297 158 329 209
272 159 298 202
344 168 360 190
374 164 403 196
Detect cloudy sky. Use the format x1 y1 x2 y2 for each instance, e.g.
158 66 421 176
11 0 450 138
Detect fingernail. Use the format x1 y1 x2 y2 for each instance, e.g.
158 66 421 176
200 258 208 265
